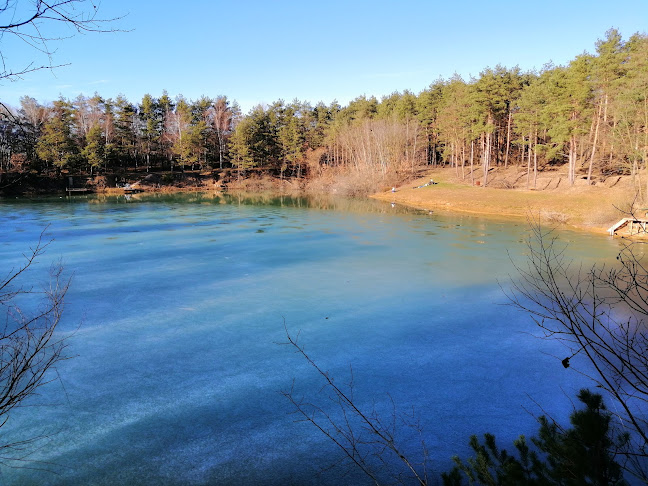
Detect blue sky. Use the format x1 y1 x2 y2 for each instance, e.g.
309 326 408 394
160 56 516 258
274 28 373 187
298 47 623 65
2 0 647 113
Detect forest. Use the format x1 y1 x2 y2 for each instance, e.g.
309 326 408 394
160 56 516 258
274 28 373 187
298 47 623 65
1 29 647 195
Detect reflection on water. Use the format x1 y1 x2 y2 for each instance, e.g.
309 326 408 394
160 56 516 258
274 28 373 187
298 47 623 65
0 194 623 485
80 191 426 216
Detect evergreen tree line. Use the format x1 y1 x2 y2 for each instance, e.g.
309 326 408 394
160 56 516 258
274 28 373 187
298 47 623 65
1 29 646 190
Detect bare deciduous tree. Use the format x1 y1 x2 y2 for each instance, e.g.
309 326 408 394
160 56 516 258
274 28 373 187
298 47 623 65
0 229 70 464
506 221 648 483
0 0 124 81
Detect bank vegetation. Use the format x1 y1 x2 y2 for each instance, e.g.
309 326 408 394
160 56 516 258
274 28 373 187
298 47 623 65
1 29 647 200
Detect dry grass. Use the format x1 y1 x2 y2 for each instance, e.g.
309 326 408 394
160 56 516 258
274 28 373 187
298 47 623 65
541 210 570 225
303 166 406 197
373 166 643 235
227 174 304 194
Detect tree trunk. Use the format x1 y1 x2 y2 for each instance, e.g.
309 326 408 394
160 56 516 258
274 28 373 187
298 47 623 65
432 135 437 167
461 143 465 180
569 136 576 185
411 124 419 175
526 129 532 190
470 140 474 186
483 131 491 187
504 111 512 169
425 126 430 165
405 118 410 169
533 129 538 189
587 102 603 184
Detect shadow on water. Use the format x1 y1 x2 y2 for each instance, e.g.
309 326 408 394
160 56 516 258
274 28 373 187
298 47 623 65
0 190 629 485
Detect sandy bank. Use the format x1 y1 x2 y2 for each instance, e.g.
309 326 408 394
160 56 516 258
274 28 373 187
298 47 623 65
371 167 638 236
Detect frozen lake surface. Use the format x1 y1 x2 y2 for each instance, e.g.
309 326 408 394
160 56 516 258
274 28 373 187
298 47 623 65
0 193 620 485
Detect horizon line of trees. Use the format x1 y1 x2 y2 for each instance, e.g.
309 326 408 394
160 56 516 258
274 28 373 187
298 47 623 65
1 28 647 191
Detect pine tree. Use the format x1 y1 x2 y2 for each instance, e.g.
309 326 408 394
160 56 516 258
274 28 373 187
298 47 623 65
113 95 137 165
442 389 629 486
139 93 158 171
229 115 256 173
611 33 648 194
82 123 105 174
515 71 546 189
417 79 446 167
436 75 473 178
36 99 77 172
541 58 594 185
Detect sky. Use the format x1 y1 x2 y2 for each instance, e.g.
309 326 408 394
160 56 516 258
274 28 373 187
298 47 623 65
1 0 648 113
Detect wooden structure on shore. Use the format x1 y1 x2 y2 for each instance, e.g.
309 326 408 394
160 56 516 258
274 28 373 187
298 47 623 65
122 184 142 194
66 187 91 195
608 218 648 236
66 176 92 195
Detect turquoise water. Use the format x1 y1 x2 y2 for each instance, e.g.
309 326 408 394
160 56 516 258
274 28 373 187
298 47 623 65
0 194 621 485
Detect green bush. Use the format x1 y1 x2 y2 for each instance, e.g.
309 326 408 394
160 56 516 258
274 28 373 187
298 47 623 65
443 389 629 486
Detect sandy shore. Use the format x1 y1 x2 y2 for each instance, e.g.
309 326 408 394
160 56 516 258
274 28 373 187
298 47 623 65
371 167 637 236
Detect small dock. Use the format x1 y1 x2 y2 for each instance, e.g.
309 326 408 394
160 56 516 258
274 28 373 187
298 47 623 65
66 187 91 195
608 217 648 236
66 176 92 195
122 184 143 194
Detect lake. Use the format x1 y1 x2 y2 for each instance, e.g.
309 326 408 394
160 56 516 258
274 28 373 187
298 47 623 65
0 193 620 485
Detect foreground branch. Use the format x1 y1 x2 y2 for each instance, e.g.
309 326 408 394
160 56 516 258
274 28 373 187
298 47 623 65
0 228 71 467
506 220 648 482
280 325 429 485
0 0 126 81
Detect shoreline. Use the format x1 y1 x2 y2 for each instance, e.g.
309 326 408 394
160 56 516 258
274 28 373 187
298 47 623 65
370 167 636 237
2 167 637 238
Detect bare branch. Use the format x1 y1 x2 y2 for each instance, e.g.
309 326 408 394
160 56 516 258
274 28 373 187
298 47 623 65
0 0 127 82
279 323 430 485
0 230 72 468
506 217 648 482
